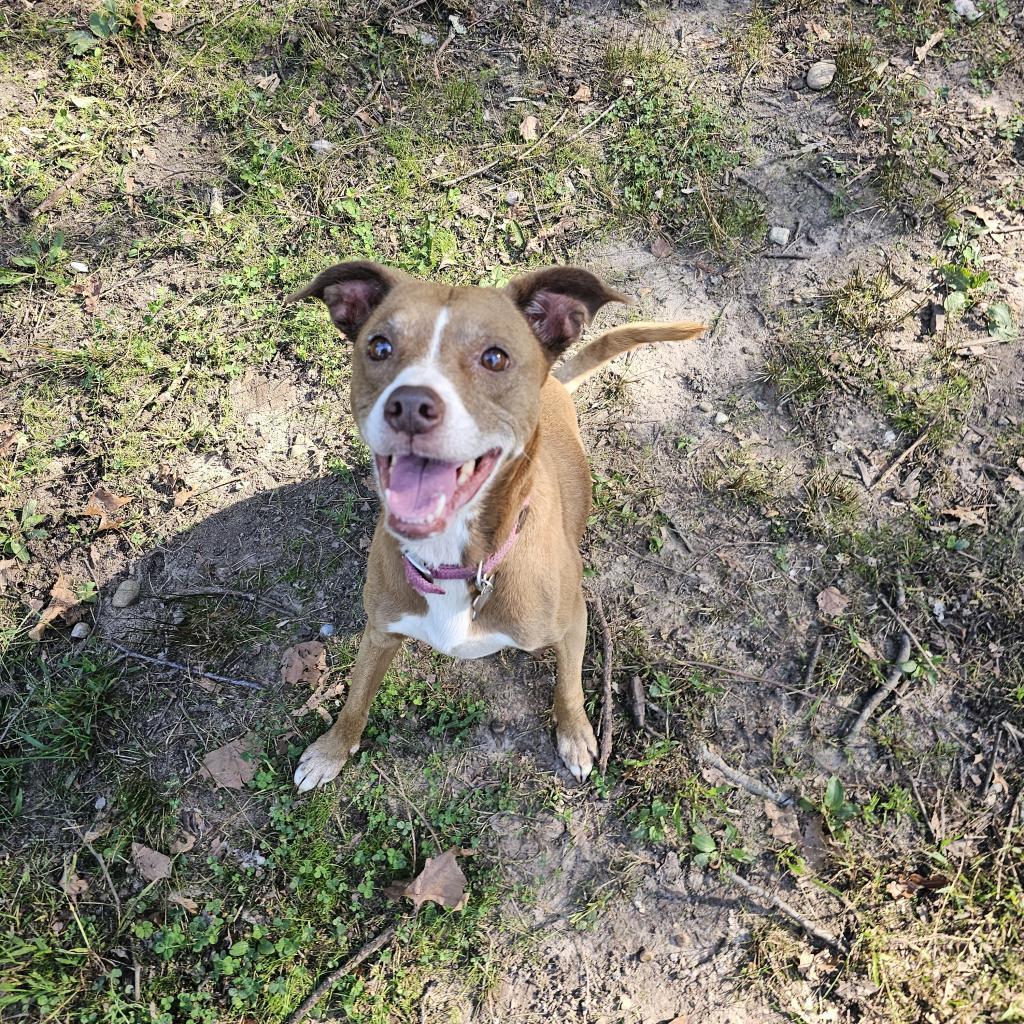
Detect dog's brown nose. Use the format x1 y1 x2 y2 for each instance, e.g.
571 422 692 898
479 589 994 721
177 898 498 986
383 385 446 435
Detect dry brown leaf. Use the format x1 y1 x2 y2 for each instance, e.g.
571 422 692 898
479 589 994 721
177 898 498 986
887 872 949 899
151 10 173 31
385 848 468 911
763 800 801 845
72 274 101 314
28 575 79 641
254 73 280 94
83 484 132 531
132 1 147 31
852 635 879 660
170 832 196 855
518 114 539 142
914 28 945 62
61 867 89 899
201 735 259 790
571 83 592 103
800 814 831 873
815 586 849 618
83 822 111 843
0 558 18 595
168 891 199 913
941 505 987 529
173 487 194 508
1006 473 1024 494
132 842 172 882
281 641 328 687
305 100 322 126
650 237 673 258
1 422 20 457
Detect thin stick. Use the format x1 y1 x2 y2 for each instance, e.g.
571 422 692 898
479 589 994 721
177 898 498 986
877 596 940 675
698 746 793 806
285 924 397 1024
77 831 122 919
629 675 646 730
591 596 614 775
871 419 936 491
375 763 442 853
106 642 263 691
30 167 87 218
844 633 912 744
803 635 824 690
723 869 847 953
802 171 841 199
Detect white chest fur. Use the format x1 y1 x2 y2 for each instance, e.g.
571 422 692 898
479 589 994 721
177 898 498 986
386 520 517 660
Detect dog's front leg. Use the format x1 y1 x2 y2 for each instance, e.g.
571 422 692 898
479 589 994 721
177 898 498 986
552 592 598 782
294 623 402 792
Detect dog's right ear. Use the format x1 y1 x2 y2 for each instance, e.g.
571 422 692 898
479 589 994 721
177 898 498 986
285 261 405 338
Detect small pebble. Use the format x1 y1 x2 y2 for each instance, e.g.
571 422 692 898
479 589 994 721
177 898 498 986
209 187 224 216
95 796 107 810
768 225 791 246
506 189 522 205
806 60 836 91
69 261 89 274
319 623 335 637
71 622 91 639
713 411 730 425
638 946 655 963
310 139 334 155
112 579 141 608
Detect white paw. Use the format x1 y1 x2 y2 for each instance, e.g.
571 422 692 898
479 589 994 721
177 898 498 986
556 723 597 782
293 737 357 793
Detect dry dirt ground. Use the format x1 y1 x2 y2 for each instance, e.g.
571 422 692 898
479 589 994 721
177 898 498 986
2 1 1024 1022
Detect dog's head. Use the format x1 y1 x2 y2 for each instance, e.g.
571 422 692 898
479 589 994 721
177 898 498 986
287 261 627 541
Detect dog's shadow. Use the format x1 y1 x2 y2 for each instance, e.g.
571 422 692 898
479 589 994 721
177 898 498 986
88 473 557 786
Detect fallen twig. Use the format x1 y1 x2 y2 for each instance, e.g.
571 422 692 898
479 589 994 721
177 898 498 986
698 745 793 806
802 170 841 199
30 167 87 218
285 924 397 1024
803 634 824 690
723 869 848 953
877 596 940 677
629 675 646 730
871 419 937 491
844 633 912 744
591 595 614 775
106 642 263 691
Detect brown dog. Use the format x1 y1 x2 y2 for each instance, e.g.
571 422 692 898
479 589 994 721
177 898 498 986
286 262 704 790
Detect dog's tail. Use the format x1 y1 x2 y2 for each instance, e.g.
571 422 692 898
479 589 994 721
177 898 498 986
553 321 707 394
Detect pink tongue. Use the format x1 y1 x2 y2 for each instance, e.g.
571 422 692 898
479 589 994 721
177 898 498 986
387 455 459 520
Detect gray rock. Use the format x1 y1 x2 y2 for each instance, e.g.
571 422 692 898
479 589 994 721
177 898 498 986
768 225 791 246
806 60 836 91
319 623 335 637
112 579 141 608
713 411 730 425
71 622 91 639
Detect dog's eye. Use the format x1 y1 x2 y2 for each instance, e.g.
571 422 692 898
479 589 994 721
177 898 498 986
480 347 509 371
367 336 393 361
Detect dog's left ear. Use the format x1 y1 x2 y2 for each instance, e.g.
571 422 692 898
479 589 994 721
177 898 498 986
505 266 631 357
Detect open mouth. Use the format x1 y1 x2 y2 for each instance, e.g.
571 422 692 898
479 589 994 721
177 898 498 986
375 449 501 539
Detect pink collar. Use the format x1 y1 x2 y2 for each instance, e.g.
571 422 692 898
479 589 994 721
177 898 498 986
402 498 530 597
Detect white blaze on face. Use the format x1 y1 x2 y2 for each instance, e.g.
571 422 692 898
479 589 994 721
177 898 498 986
362 305 484 461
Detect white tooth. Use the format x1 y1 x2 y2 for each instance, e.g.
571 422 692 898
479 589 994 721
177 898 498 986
433 494 446 517
457 460 474 486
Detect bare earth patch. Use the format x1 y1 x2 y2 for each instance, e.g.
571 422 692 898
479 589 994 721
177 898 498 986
1 1 1022 1022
